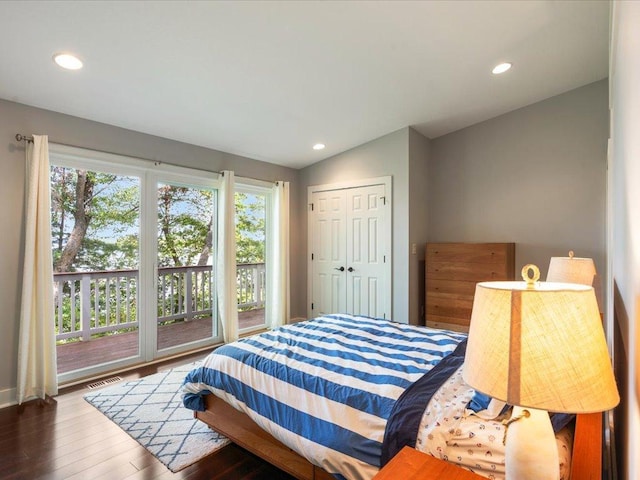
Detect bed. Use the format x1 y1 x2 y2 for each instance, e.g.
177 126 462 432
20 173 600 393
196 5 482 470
182 314 602 480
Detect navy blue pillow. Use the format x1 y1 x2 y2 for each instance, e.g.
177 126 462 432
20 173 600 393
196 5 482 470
550 413 576 432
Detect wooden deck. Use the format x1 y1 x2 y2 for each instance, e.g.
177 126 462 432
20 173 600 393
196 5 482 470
57 309 265 374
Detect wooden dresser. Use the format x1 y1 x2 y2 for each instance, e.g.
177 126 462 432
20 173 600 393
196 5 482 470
425 242 515 331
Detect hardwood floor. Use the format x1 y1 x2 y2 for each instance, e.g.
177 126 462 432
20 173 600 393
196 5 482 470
0 352 294 480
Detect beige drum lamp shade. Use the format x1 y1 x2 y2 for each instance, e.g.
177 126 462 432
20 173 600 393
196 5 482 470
463 265 619 413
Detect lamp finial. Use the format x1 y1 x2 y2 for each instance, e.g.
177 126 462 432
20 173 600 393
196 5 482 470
521 264 540 289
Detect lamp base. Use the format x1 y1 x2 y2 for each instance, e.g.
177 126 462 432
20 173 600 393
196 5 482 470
505 406 559 480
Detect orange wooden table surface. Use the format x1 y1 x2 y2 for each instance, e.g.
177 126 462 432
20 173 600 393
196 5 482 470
373 446 485 480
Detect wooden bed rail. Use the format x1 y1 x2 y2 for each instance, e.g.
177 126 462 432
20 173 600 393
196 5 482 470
195 395 333 480
195 395 602 480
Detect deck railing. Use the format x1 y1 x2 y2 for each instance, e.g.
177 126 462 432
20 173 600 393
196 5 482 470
53 263 266 342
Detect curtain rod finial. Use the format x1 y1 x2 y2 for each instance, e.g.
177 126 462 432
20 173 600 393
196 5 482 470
15 133 33 143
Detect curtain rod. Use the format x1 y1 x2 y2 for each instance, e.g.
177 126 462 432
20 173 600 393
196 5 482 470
14 133 281 185
15 133 33 143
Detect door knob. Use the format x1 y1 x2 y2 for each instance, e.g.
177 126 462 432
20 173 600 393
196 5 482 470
347 267 354 272
334 266 345 271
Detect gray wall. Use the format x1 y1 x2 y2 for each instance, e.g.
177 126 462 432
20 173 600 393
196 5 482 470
298 81 608 324
0 79 609 405
299 128 413 323
428 80 608 283
408 129 431 324
0 98 302 404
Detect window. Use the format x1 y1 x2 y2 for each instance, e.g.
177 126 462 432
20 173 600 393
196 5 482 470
50 144 221 383
235 184 271 333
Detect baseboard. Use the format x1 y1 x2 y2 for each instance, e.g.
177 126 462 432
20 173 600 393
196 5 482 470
290 317 307 323
0 387 17 409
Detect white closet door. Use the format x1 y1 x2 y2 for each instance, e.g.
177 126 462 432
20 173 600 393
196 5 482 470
309 180 389 319
311 189 347 315
346 184 387 318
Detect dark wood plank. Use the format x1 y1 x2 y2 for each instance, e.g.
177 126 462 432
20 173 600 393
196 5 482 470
0 352 294 480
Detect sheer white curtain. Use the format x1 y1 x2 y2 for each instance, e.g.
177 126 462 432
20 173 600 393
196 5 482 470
17 135 58 404
267 181 290 329
217 171 238 343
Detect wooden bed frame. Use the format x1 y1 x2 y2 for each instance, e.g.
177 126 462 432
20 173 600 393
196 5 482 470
195 394 602 480
195 240 604 479
195 394 333 480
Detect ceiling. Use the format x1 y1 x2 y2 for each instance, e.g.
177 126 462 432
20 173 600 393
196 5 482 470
0 1 609 169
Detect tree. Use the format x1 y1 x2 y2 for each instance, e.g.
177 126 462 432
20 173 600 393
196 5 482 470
53 169 94 272
50 168 265 272
235 192 265 264
51 167 139 272
196 218 213 266
157 184 214 267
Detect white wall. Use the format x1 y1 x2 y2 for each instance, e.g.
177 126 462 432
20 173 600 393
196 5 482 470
610 2 640 478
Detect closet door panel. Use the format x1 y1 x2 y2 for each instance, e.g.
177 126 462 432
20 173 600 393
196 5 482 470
346 184 386 318
311 190 347 315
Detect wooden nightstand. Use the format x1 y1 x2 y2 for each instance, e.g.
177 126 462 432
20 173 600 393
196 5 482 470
374 446 485 480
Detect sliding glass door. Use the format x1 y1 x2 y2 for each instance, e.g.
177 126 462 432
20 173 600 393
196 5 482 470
235 185 269 333
51 164 143 380
50 145 222 383
154 177 219 355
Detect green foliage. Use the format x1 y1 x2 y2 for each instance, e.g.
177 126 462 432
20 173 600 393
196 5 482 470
157 184 214 267
51 167 269 340
51 167 268 271
235 192 266 264
51 167 140 271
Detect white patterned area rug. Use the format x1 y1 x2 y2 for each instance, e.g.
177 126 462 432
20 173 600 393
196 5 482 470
84 363 230 472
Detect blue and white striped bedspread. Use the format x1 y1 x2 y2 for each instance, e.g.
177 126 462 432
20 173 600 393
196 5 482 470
182 314 466 480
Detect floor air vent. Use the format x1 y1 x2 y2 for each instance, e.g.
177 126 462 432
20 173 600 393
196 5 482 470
86 376 123 390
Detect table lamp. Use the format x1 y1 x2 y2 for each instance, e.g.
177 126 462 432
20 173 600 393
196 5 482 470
463 264 619 480
547 250 602 312
546 250 596 285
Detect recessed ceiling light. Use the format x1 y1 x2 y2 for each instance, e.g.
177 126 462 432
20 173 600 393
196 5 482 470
492 62 512 75
313 143 326 151
53 53 83 70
